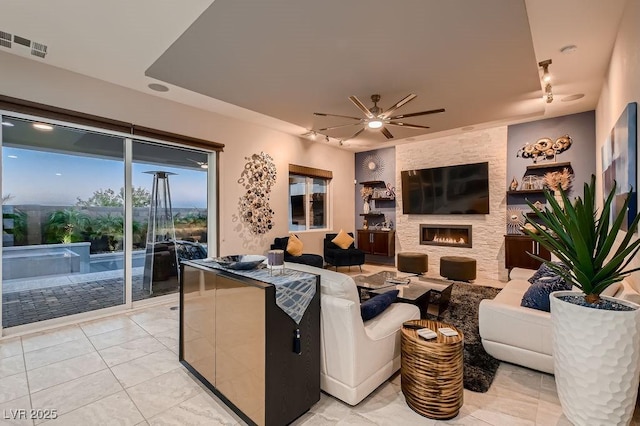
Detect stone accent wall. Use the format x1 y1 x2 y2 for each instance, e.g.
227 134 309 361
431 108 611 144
396 127 508 281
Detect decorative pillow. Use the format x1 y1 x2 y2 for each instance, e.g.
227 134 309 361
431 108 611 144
361 290 399 321
286 234 304 257
521 275 572 312
332 229 354 250
528 262 569 284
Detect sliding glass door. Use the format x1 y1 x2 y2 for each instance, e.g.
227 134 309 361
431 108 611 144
131 140 209 302
1 113 214 330
1 116 125 328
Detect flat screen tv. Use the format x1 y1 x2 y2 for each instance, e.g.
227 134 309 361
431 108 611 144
401 162 490 214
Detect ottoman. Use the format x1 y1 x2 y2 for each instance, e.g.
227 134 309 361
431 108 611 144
440 256 476 281
397 252 429 274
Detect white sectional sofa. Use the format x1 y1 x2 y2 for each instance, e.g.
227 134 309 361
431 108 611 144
286 262 420 405
479 231 640 374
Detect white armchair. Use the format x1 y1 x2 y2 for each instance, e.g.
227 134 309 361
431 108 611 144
287 263 420 405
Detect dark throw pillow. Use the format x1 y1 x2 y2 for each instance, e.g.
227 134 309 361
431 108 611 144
521 275 572 312
528 262 569 284
361 290 399 321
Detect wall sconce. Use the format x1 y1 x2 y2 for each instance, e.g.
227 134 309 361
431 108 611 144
538 59 553 103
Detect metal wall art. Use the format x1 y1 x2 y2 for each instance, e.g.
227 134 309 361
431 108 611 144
517 134 572 163
237 152 276 235
361 154 385 179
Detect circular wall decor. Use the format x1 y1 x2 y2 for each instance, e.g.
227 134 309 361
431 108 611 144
361 154 385 179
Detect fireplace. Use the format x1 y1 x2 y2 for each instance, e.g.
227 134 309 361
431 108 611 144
420 224 472 248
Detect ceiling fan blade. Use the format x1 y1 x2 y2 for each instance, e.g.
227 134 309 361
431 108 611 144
387 122 431 130
313 112 362 121
389 108 445 120
343 128 365 142
317 123 361 131
348 95 374 118
380 127 394 139
380 94 417 119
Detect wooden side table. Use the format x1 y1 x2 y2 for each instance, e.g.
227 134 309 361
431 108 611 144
401 319 464 419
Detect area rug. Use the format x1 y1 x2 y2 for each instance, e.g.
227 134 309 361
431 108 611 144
432 283 501 393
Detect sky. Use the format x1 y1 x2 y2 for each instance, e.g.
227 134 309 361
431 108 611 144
3 147 208 208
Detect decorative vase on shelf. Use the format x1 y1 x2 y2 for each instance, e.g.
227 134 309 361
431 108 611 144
510 177 519 191
363 200 370 214
554 190 564 210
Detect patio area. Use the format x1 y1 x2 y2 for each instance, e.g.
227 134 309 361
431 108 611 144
2 268 178 328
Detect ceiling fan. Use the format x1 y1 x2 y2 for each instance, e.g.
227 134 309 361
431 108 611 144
187 158 208 169
313 94 445 141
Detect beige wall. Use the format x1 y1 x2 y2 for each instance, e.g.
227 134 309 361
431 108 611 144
0 52 354 257
395 127 508 281
596 0 640 205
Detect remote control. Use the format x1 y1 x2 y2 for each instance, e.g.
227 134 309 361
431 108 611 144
403 322 424 330
438 327 459 337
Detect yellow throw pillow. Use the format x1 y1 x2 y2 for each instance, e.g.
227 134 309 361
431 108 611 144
286 234 304 257
332 229 354 250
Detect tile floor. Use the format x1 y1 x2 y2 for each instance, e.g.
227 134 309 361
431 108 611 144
0 265 638 425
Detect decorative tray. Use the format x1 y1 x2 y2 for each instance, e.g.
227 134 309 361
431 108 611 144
212 254 267 270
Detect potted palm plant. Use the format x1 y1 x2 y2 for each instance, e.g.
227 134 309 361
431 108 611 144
524 175 640 426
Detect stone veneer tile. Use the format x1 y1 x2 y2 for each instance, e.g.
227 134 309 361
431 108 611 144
395 127 508 282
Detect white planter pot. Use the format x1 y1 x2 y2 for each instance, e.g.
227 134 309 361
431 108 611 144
551 291 640 426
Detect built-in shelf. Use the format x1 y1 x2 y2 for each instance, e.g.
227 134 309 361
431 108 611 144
371 197 395 201
359 180 386 187
525 161 572 171
507 189 545 195
359 213 385 217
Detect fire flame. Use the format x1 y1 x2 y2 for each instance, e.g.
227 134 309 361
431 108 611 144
432 235 467 245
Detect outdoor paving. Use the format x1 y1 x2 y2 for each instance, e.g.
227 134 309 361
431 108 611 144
2 273 178 328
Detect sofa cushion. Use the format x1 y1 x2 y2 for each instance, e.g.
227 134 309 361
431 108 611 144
521 276 572 312
332 229 355 249
361 290 399 321
528 262 569 284
286 234 304 256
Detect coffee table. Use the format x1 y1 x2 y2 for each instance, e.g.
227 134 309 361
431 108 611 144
353 270 415 300
367 276 453 319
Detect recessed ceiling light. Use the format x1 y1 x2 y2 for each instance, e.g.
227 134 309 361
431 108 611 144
7 155 17 159
560 45 578 54
148 83 169 92
33 123 53 131
561 94 585 102
1 121 14 127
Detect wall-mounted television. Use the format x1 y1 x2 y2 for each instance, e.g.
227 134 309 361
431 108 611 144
401 162 490 214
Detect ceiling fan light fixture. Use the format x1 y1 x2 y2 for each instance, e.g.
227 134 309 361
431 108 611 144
368 120 383 129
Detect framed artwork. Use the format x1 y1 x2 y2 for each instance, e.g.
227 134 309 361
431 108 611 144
601 102 637 231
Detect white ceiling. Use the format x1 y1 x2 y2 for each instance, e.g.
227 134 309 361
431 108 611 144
0 0 627 151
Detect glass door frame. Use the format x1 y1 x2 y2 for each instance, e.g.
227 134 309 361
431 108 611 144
0 110 218 336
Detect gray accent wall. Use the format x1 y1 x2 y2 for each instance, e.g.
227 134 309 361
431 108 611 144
507 111 596 211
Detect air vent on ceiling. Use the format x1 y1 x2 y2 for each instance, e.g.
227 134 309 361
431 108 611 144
13 35 30 47
0 31 48 58
0 31 11 49
31 42 47 58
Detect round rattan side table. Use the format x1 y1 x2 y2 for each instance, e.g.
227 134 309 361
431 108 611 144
401 319 464 419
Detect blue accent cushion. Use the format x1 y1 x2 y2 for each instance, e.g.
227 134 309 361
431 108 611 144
361 290 399 321
528 262 569 283
521 275 572 312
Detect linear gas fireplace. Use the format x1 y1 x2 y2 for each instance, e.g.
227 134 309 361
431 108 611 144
420 224 472 248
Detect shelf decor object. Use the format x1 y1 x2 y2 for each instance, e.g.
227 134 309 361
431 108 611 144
506 209 524 235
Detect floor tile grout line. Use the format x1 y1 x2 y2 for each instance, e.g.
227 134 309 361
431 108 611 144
19 336 35 426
